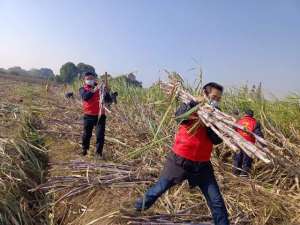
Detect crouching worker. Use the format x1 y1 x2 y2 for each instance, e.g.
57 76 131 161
134 83 230 225
79 72 114 158
233 108 263 177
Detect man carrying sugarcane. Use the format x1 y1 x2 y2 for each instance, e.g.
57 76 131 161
79 72 115 159
233 108 264 177
134 82 230 225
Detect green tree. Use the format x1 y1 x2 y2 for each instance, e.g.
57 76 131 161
59 62 78 83
28 69 41 77
54 75 63 83
77 63 95 78
0 68 7 74
113 74 143 88
39 68 55 79
7 66 28 76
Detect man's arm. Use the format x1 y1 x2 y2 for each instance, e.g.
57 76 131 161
207 127 223 145
253 121 264 138
175 100 198 124
79 87 94 101
103 91 113 104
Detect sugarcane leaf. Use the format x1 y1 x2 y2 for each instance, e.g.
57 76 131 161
174 105 199 122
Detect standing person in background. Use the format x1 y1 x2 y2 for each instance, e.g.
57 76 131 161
79 72 110 159
233 108 264 177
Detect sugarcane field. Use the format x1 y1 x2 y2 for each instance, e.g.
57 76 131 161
1 2 300 225
0 70 299 225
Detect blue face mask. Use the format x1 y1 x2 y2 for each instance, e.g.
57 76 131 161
85 80 95 86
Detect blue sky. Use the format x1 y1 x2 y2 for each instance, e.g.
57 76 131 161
0 0 299 96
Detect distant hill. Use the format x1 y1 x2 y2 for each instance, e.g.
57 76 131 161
0 66 55 80
0 71 54 84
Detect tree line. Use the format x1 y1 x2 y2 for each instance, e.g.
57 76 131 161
0 62 143 87
0 66 55 79
0 62 95 83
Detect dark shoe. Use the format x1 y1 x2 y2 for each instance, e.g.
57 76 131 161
95 152 104 160
120 201 142 216
135 198 150 211
81 149 88 156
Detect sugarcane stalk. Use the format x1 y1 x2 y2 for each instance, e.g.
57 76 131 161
30 160 152 205
160 81 272 163
199 109 270 162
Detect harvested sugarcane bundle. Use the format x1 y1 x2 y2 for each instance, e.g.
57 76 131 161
30 160 153 204
160 80 275 164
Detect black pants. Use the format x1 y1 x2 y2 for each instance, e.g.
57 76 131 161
233 150 253 176
82 115 106 155
135 152 229 225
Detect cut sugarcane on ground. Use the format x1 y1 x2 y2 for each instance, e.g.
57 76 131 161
0 74 300 225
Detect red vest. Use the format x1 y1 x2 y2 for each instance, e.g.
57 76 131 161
236 116 257 143
173 118 213 162
82 85 105 116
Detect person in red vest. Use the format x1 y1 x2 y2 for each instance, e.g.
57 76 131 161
134 83 229 225
79 72 111 158
233 109 263 177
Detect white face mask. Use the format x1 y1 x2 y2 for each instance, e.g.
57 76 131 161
209 99 220 108
85 80 95 86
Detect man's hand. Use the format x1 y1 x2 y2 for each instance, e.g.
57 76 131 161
195 95 205 104
202 105 214 113
91 85 100 93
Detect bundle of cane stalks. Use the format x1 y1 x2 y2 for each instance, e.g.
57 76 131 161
160 80 285 165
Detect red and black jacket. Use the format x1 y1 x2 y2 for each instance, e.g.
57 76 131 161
236 115 263 143
172 101 222 162
79 84 107 116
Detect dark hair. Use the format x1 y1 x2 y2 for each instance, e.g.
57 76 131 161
244 108 254 117
84 71 96 77
232 108 240 116
203 82 224 95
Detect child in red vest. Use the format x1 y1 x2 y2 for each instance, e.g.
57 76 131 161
134 83 230 225
79 72 111 158
233 109 264 177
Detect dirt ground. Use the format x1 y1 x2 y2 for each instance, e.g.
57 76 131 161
0 75 149 225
